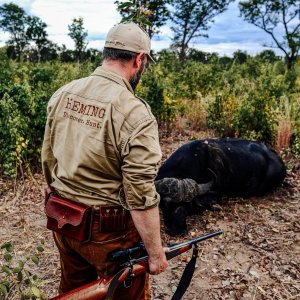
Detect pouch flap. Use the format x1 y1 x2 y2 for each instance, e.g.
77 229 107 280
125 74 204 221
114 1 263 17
45 196 90 229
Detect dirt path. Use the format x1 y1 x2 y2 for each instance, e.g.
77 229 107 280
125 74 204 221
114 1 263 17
1 132 299 299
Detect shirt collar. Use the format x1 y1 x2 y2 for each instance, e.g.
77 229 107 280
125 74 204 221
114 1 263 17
91 66 134 94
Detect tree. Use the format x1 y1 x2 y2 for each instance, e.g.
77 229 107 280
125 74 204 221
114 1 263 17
232 50 250 64
115 0 171 39
170 0 234 61
26 15 48 62
0 2 28 60
256 49 278 63
68 17 88 63
187 49 220 63
239 0 300 69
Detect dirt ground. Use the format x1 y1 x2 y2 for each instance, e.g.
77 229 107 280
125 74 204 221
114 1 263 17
1 130 300 299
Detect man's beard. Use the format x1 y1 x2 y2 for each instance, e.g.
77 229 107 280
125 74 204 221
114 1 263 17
129 68 143 91
129 59 146 91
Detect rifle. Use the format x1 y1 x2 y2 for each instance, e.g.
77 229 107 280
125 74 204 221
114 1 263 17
50 229 222 300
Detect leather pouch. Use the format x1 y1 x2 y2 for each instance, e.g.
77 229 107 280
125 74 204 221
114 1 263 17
45 194 93 242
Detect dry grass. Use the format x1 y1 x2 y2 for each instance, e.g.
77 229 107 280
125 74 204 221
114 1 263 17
276 116 292 152
174 96 207 132
1 129 300 299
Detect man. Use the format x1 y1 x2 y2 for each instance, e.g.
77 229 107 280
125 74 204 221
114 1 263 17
42 22 168 299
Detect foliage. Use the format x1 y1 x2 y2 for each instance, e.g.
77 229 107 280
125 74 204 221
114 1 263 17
68 17 88 63
207 63 292 145
0 47 300 178
0 2 28 60
115 0 152 29
138 49 300 151
0 241 46 299
0 59 94 177
239 0 300 69
26 16 48 63
115 0 171 38
169 0 234 61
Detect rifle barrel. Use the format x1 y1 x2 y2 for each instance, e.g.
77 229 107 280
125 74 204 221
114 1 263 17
125 229 222 265
170 229 223 251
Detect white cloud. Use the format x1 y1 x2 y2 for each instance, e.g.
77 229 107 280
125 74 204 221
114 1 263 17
0 0 121 48
30 0 120 48
192 42 270 57
0 0 286 56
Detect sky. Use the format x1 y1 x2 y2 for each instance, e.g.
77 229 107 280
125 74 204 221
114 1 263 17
0 0 285 57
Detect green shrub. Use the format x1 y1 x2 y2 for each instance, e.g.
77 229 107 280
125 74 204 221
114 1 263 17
0 60 95 177
207 64 291 145
0 241 46 300
0 51 299 177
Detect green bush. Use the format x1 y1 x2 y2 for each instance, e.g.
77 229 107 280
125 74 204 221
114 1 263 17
0 60 94 177
0 51 299 177
207 63 291 145
0 241 46 299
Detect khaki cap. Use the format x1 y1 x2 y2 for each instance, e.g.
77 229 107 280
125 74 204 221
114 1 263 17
104 22 155 62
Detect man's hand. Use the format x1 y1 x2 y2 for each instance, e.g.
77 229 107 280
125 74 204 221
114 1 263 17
148 247 169 275
130 207 169 275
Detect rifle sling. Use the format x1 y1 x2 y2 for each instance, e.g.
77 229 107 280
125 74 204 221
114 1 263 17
104 267 129 300
171 245 199 300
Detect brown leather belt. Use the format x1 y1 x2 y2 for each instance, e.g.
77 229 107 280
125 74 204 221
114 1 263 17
45 187 129 235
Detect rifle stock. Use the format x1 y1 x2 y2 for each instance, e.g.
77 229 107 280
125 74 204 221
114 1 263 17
49 229 222 300
50 262 148 300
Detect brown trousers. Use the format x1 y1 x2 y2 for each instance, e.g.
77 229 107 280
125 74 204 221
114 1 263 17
53 216 150 299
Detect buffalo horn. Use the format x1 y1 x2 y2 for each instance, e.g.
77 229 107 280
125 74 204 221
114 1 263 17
155 177 213 203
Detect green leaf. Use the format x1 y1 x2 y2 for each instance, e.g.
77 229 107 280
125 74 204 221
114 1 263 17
0 284 8 296
31 286 40 298
36 246 44 253
18 260 25 268
4 253 13 262
1 242 13 252
17 271 23 282
12 266 22 273
2 265 11 275
1 242 11 249
31 256 39 265
121 15 132 22
117 2 132 9
2 281 10 289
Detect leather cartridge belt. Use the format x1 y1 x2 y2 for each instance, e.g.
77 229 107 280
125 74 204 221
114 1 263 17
45 187 130 240
94 205 130 233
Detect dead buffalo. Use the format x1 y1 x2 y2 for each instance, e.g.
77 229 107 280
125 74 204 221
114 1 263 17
155 138 286 236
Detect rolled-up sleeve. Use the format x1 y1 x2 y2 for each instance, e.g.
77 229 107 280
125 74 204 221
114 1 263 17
41 88 63 186
120 117 162 210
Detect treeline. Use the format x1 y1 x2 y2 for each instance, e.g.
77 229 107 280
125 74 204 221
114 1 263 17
0 3 101 63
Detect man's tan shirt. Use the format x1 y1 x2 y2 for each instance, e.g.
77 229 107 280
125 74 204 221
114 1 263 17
42 66 161 210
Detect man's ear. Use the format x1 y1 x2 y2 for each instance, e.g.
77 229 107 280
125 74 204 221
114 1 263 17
134 53 145 68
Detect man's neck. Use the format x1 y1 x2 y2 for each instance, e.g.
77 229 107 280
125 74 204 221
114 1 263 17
102 60 131 81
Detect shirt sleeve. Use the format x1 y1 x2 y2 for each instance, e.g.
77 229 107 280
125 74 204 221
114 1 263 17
41 88 63 186
41 117 56 186
120 117 162 210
